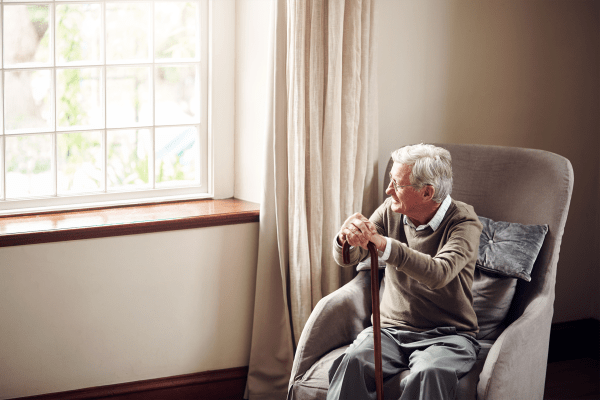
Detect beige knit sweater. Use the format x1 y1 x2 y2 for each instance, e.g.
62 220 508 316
333 198 483 337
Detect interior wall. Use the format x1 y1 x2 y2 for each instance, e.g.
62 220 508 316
234 0 271 204
0 2 270 398
0 2 266 398
377 0 600 323
211 0 236 199
0 224 259 399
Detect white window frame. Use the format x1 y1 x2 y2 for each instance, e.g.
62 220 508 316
0 0 234 216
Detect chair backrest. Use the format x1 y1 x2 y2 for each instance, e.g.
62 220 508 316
384 143 574 323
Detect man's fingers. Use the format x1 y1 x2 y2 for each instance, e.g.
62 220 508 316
341 213 377 249
345 228 373 251
345 232 359 247
359 216 378 234
344 227 363 244
351 219 372 236
346 233 368 250
350 222 372 243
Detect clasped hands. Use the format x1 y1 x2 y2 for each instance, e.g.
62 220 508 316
338 213 387 252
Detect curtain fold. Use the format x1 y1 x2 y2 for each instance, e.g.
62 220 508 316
245 1 378 398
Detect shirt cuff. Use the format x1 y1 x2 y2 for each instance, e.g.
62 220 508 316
379 237 392 261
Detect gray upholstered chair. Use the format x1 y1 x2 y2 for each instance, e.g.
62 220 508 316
287 144 573 400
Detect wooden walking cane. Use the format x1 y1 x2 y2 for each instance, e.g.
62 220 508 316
343 241 384 400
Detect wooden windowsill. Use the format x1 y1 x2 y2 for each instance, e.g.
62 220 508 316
0 198 260 247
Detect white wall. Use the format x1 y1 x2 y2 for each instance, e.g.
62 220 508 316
234 0 600 323
0 224 259 399
234 0 272 203
0 1 272 398
211 0 236 199
376 0 600 322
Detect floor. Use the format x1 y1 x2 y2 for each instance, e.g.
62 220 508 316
544 358 600 400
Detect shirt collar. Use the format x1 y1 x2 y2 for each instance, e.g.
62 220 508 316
403 195 452 232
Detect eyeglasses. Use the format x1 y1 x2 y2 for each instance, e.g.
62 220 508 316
389 174 419 191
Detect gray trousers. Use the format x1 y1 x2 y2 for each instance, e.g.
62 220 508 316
326 326 480 400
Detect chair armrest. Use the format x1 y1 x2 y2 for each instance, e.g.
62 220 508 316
477 295 553 400
288 271 373 387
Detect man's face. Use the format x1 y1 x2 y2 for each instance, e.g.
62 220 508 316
386 163 426 216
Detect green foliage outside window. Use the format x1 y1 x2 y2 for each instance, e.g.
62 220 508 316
6 2 197 195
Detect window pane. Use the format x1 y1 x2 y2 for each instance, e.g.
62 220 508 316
57 131 103 194
56 3 102 64
155 126 199 187
155 1 198 60
5 134 53 199
155 65 199 125
4 69 53 133
57 67 103 129
3 4 51 67
107 129 151 190
106 67 152 128
0 0 208 211
106 2 151 63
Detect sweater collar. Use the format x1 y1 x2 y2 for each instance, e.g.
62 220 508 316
403 195 452 232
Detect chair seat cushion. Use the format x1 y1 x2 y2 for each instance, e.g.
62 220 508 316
289 345 349 400
289 340 494 400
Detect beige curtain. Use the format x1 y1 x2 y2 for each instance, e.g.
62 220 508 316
245 0 378 399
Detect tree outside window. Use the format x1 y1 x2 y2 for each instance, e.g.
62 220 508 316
2 1 206 205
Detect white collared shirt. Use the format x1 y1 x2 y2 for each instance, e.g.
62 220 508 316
379 195 452 262
403 194 452 232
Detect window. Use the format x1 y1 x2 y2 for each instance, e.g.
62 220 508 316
1 0 210 214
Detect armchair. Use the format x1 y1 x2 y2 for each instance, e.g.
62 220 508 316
287 143 574 400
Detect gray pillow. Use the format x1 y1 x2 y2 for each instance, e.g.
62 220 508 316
477 216 548 282
473 216 548 340
473 268 517 340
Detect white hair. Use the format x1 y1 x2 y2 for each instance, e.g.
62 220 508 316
391 143 453 203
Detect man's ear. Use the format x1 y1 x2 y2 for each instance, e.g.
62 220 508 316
422 185 435 201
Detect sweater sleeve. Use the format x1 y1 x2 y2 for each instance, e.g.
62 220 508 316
386 210 483 290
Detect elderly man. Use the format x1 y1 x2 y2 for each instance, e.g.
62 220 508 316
327 143 483 400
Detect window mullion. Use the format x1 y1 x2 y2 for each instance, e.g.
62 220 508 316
1 2 4 201
102 0 107 193
52 131 58 197
200 0 208 191
151 0 156 190
52 2 58 198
